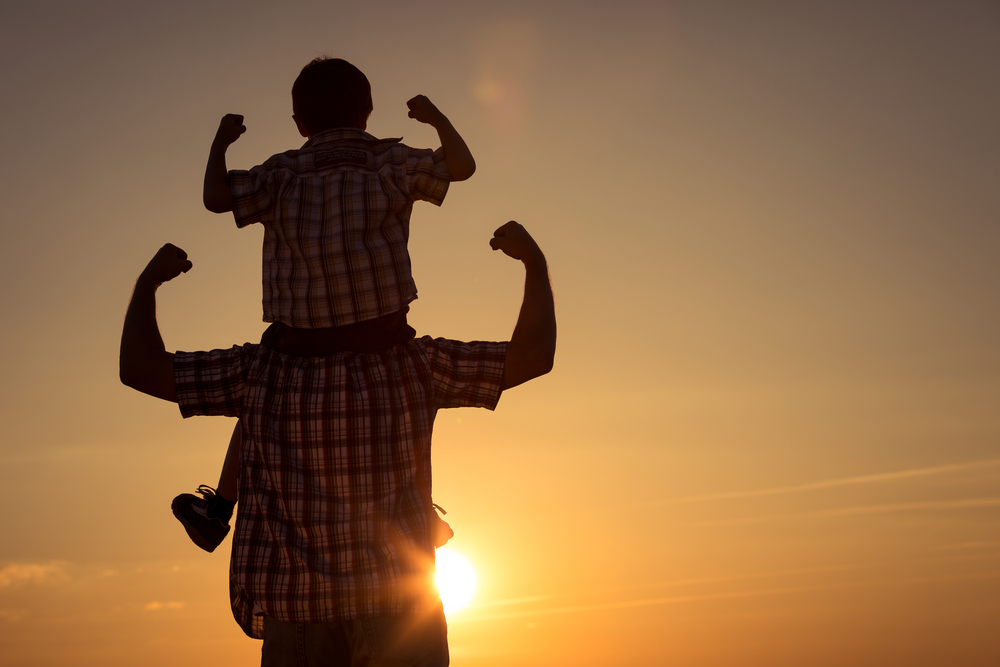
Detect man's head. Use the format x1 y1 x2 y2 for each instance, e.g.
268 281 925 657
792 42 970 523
292 57 373 137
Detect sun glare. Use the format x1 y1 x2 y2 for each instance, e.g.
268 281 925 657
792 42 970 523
435 547 477 614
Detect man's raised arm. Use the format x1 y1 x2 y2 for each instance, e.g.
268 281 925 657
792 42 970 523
490 222 557 390
119 244 193 402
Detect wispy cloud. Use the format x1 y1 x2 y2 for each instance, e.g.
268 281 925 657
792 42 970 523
657 459 1000 505
467 587 803 621
471 595 551 609
930 540 1000 552
609 563 868 595
0 562 69 587
691 497 1000 526
464 571 1000 622
144 601 185 611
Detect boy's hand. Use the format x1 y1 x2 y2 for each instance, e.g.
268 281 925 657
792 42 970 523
214 114 246 147
139 244 193 288
408 95 476 180
490 222 545 266
406 95 446 126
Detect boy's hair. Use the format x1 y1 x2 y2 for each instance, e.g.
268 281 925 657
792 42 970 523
292 58 373 134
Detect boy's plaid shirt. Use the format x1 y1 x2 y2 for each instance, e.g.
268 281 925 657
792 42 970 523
174 336 506 638
229 129 452 329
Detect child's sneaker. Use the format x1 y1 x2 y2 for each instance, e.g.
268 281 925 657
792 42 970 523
171 485 232 552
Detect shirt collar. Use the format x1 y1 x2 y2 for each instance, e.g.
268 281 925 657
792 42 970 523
302 128 402 149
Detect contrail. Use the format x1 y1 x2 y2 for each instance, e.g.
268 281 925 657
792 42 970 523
605 562 868 595
471 595 551 608
459 571 1000 622
464 586 809 621
654 459 1000 505
691 497 1000 526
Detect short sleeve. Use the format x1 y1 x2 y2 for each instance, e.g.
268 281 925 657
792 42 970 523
405 147 451 207
174 345 251 419
230 163 276 228
423 337 507 410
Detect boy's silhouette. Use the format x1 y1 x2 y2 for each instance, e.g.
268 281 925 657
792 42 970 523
172 57 476 551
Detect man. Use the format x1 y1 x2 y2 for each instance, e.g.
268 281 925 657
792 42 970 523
120 221 556 666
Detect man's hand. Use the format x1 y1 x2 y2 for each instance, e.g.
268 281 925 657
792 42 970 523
139 244 193 288
214 114 246 147
406 95 445 126
490 221 544 266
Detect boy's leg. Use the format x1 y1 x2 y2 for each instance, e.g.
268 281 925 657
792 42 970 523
170 420 241 552
217 419 240 503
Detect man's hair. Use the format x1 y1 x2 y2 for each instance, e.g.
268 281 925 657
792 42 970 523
292 58 373 134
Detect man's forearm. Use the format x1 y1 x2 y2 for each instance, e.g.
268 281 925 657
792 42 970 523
502 255 556 390
203 141 235 213
120 244 192 402
120 276 177 402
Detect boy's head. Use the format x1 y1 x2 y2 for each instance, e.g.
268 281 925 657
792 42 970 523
292 57 373 137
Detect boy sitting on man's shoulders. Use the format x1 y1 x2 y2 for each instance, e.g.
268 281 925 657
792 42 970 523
173 57 476 552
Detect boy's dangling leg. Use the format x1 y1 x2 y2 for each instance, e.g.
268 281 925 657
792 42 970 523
170 420 241 552
211 420 240 521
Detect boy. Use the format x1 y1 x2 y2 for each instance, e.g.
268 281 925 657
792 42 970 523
172 57 475 552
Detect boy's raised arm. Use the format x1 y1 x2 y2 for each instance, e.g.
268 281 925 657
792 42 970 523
203 114 246 213
407 95 476 181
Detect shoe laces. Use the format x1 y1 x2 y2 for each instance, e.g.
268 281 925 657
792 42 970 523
195 484 219 500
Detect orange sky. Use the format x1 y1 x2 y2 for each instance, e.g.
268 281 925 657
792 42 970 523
1 2 998 665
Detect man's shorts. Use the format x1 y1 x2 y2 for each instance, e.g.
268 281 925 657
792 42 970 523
260 605 449 667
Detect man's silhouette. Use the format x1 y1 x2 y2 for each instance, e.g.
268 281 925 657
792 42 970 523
120 221 555 666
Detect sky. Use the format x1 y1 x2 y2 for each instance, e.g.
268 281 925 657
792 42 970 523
0 1 998 665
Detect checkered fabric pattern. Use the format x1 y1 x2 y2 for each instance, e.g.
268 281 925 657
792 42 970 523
174 336 506 639
229 129 452 328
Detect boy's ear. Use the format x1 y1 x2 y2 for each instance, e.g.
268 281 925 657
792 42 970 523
352 110 370 132
293 115 310 138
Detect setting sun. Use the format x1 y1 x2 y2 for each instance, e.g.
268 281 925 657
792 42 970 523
435 547 478 614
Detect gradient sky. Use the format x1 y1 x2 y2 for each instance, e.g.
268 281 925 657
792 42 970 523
1 2 998 666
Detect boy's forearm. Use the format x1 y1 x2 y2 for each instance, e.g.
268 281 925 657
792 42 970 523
204 114 246 212
204 140 235 213
433 116 476 181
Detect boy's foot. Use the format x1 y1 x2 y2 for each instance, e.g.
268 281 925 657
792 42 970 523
171 485 232 552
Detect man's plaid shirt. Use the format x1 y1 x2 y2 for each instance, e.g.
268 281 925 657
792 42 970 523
229 129 452 329
174 336 506 638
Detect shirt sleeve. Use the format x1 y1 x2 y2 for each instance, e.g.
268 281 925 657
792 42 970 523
405 147 451 207
424 337 507 411
229 162 276 228
174 345 251 419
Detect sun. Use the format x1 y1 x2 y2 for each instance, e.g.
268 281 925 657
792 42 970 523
435 547 478 614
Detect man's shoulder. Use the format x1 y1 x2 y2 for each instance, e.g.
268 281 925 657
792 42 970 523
411 335 507 361
408 336 507 409
175 342 259 365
